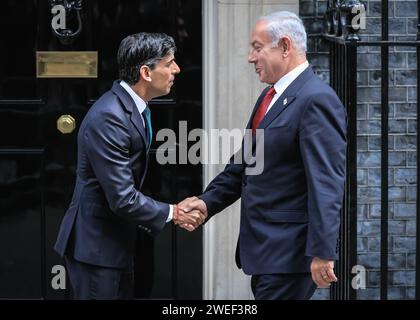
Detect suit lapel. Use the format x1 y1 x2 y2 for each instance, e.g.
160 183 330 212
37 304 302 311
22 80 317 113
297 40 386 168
257 66 315 130
258 93 296 130
111 80 148 147
242 66 315 163
131 105 148 148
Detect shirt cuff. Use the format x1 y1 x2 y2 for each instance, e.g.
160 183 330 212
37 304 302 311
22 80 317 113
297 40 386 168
166 204 173 223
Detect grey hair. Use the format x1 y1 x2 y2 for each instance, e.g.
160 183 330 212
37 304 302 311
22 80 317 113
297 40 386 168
258 11 307 54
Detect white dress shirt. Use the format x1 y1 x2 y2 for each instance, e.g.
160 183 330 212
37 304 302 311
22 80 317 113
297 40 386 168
266 61 309 114
120 80 147 124
120 80 173 222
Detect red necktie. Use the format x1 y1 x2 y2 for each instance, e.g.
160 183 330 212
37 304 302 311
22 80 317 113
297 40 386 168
252 86 276 135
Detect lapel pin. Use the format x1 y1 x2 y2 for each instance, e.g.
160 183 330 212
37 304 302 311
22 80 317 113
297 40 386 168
283 98 288 106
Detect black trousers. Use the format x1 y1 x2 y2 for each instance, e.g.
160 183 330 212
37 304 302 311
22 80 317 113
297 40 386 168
65 256 134 300
251 273 317 300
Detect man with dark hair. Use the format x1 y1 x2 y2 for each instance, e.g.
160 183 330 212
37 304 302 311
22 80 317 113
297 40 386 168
54 32 205 299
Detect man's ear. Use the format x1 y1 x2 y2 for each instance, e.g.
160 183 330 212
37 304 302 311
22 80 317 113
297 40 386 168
280 37 292 57
139 65 152 82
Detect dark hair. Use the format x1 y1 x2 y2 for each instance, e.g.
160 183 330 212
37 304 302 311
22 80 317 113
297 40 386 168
117 32 176 85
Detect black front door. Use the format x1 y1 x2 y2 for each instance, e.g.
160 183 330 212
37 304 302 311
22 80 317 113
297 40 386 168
0 0 202 299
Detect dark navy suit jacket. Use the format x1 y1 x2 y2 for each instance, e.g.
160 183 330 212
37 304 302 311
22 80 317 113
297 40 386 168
54 81 169 269
200 66 347 275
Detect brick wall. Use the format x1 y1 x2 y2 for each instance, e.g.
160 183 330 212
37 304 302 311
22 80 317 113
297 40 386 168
300 0 418 300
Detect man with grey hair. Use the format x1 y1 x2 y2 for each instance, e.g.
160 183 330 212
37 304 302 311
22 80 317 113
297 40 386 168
181 11 346 299
54 32 206 299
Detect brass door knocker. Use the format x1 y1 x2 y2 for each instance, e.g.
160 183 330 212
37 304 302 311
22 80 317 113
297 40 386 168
50 0 83 45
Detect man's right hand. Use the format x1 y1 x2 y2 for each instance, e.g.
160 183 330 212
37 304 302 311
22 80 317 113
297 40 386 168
176 196 208 231
310 257 337 288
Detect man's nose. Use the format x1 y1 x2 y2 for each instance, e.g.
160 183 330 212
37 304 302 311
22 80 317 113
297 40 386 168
173 62 181 74
248 52 255 63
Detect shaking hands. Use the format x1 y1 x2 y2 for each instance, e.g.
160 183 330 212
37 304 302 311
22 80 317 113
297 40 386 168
172 196 208 231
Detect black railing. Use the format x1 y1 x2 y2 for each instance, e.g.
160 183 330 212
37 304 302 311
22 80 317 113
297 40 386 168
323 0 420 300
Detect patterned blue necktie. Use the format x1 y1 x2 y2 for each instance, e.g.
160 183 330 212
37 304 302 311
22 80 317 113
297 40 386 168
143 106 153 149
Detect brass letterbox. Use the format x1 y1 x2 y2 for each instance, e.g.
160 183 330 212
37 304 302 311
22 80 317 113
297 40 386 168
36 51 97 78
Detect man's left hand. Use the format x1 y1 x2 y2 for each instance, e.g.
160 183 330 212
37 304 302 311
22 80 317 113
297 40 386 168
310 257 337 288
